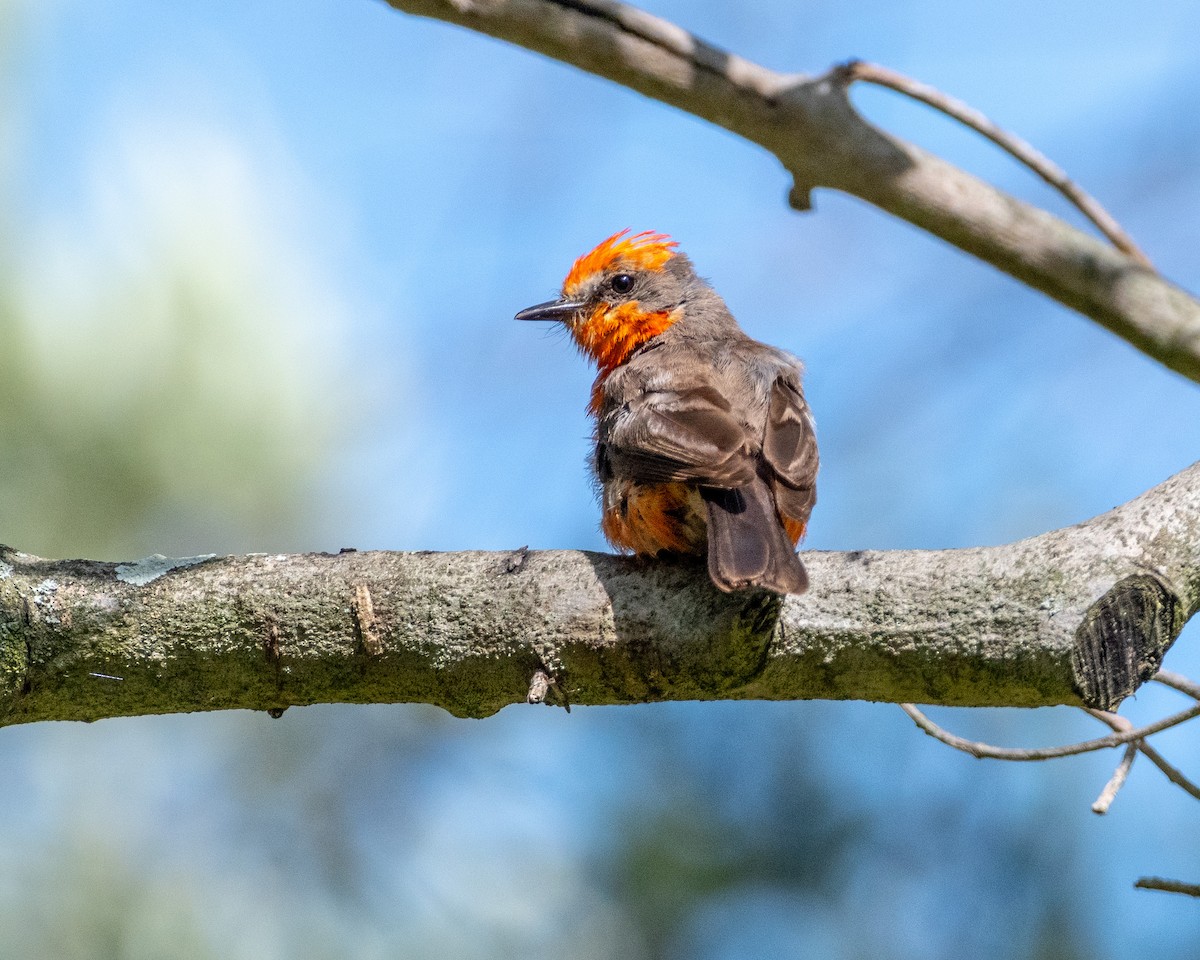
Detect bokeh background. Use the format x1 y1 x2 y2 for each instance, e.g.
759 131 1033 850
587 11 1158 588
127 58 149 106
2 0 1199 956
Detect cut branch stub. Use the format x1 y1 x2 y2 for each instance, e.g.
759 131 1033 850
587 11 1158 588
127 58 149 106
1073 574 1181 710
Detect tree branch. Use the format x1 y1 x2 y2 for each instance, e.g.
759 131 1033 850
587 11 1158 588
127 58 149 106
1087 707 1200 803
1155 668 1200 700
832 60 1152 268
899 700 1200 762
383 0 1200 383
891 692 1200 813
1135 877 1200 898
2 460 1198 726
1091 743 1137 815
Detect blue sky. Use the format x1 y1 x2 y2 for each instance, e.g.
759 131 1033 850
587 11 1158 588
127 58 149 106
14 0 1200 555
3 0 1200 956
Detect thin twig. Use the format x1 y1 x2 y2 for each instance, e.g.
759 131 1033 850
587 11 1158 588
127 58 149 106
1134 743 1200 803
1089 708 1200 803
1092 743 1138 815
1155 669 1200 701
899 701 1200 761
1135 877 1200 898
834 59 1153 268
902 699 1200 811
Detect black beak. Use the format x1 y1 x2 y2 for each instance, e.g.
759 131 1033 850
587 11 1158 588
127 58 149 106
515 299 586 322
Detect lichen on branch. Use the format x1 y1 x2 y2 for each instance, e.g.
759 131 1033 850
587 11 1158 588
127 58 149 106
1 459 1197 725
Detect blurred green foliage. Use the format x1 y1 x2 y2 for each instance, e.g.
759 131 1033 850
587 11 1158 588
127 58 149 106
0 2 337 560
0 835 218 960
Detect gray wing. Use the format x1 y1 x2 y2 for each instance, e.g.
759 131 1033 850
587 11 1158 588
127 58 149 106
600 383 757 488
762 377 818 522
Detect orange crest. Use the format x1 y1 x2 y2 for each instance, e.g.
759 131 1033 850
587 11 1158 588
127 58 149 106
563 230 678 296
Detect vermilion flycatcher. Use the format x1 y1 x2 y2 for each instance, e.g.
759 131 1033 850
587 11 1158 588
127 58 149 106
516 230 818 595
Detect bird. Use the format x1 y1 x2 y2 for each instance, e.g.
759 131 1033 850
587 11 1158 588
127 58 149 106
515 230 817 595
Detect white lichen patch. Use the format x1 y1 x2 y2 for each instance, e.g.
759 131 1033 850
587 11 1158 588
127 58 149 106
33 579 61 625
115 554 216 586
0 561 12 580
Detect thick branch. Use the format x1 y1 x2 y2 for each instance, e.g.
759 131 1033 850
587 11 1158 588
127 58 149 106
383 0 1200 383
2 461 1198 725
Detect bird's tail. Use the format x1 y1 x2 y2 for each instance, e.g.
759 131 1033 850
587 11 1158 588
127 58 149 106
702 481 809 595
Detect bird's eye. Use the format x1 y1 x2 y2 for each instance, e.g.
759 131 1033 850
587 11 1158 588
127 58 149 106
610 273 635 294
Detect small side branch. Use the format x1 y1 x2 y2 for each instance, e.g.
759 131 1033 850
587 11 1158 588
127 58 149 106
1086 708 1200 804
832 60 1152 267
899 701 1200 761
1155 669 1200 700
1091 743 1137 815
898 668 1200 815
1135 877 1200 898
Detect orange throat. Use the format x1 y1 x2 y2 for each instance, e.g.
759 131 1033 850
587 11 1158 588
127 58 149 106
578 302 680 415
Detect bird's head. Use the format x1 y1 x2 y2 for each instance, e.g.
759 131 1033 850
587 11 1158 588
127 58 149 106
516 230 692 376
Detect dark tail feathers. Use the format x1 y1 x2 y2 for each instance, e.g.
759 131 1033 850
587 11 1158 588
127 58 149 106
701 481 808 595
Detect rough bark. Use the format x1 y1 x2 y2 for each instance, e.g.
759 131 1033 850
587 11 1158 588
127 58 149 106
2 461 1197 725
381 0 1200 384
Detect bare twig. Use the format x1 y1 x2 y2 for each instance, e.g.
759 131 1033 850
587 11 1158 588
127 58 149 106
1155 669 1200 701
1088 708 1200 803
1132 743 1200 803
899 700 1200 761
833 60 1153 267
1091 743 1137 815
1135 877 1200 898
901 692 1200 813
